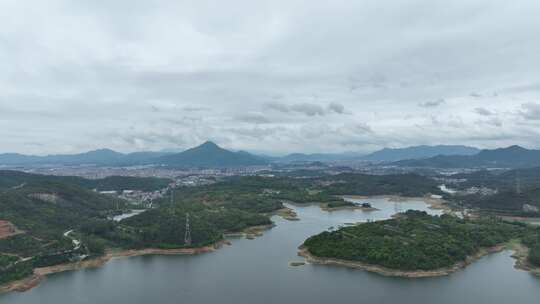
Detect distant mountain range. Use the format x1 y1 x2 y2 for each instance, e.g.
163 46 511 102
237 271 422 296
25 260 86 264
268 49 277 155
361 145 479 162
272 145 479 163
0 149 170 166
395 145 540 169
3 142 535 169
0 142 266 168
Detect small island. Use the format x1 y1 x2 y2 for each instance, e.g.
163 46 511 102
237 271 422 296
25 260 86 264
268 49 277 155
321 200 358 211
301 210 540 277
321 201 379 212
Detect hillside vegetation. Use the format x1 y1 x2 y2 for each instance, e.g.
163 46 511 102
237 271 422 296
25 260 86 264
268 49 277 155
0 170 171 192
0 170 455 286
303 211 528 271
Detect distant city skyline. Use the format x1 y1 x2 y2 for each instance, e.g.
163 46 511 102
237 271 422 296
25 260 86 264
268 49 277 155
1 0 540 154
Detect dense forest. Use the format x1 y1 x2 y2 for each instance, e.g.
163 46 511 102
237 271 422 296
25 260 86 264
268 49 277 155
0 171 169 284
0 182 129 239
320 173 442 197
521 225 540 267
0 170 171 192
187 173 441 207
303 211 527 271
0 254 33 285
0 173 285 284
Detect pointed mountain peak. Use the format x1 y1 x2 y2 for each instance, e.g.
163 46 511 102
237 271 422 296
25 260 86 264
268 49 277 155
87 148 121 154
158 141 267 167
199 141 219 148
192 141 223 152
505 145 527 151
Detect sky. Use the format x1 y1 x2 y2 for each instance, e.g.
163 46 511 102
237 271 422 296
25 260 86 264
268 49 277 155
1 0 540 155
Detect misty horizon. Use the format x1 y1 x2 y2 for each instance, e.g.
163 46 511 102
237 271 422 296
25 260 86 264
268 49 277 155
1 1 540 155
0 140 532 158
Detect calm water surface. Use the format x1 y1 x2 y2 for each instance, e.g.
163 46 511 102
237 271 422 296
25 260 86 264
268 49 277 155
2 197 540 304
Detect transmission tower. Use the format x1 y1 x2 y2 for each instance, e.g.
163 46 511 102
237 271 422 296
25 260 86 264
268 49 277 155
184 213 192 246
170 189 175 205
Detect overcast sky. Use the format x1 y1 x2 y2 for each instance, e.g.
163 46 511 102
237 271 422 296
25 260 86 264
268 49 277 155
1 0 540 155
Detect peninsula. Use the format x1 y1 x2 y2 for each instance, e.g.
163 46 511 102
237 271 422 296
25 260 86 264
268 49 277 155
301 210 540 277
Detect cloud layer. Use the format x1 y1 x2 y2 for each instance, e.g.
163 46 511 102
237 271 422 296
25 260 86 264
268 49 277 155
1 0 540 154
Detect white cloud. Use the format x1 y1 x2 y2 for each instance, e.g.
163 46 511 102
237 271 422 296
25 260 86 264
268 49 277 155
265 102 347 116
328 102 345 114
419 99 445 108
474 107 493 116
521 103 540 120
1 0 540 154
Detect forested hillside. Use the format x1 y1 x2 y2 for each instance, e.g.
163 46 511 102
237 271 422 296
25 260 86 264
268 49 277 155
0 170 171 191
303 211 528 271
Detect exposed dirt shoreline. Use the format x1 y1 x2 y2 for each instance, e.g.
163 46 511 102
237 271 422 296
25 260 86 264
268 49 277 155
298 241 540 278
0 240 231 294
509 242 540 276
298 244 509 278
223 224 275 239
0 217 279 295
271 207 300 221
0 217 281 294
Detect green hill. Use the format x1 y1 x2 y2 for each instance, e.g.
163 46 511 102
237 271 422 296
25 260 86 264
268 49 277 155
303 210 526 271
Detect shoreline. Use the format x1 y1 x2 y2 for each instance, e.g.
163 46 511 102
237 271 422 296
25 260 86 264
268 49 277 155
298 244 509 278
280 194 446 213
270 207 300 221
508 241 540 276
0 238 235 294
223 224 275 239
320 204 379 212
0 219 277 294
3 194 537 294
342 195 452 213
0 218 279 295
281 199 380 213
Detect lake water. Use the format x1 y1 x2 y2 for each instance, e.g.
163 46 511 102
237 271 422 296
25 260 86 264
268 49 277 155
2 197 540 304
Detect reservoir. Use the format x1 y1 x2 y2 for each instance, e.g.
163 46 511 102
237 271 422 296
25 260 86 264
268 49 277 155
2 197 540 304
